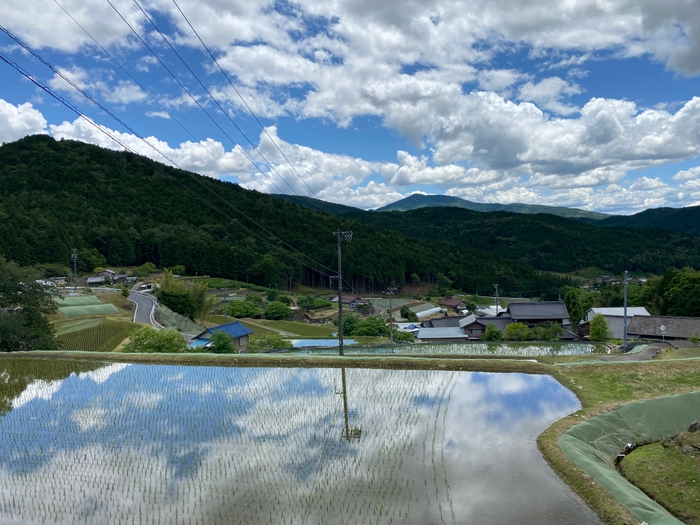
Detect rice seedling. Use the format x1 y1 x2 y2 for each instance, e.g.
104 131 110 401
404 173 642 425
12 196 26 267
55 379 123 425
0 360 584 525
56 321 139 352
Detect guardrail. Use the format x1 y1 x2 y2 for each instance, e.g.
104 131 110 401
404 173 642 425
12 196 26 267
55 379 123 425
129 291 164 329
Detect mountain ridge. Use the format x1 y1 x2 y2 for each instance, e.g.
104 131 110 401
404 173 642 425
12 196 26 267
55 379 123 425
374 193 610 220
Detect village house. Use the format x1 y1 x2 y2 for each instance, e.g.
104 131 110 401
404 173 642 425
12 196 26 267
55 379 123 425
440 298 468 311
627 316 700 341
420 316 467 328
98 269 128 285
86 276 105 287
190 321 254 350
579 307 650 339
507 301 570 328
331 296 368 308
459 314 512 339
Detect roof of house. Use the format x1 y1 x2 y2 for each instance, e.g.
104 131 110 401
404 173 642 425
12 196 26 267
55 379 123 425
441 298 466 307
586 307 650 321
421 316 467 328
417 327 468 340
86 276 105 284
627 316 700 339
199 321 253 340
508 301 569 321
100 269 117 275
461 315 512 331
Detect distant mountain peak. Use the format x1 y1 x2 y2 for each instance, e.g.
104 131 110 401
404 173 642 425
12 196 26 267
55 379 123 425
375 194 610 220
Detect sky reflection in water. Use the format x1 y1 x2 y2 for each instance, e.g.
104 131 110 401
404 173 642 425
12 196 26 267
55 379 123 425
0 362 602 525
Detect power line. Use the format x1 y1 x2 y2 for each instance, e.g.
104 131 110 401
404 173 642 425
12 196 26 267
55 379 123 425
52 0 247 186
128 0 300 196
170 0 320 199
103 0 288 195
0 47 338 281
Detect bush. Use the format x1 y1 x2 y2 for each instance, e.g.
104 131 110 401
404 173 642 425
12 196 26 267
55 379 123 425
393 330 415 343
400 305 419 322
245 294 264 306
352 317 390 337
482 323 502 341
298 295 332 310
246 334 291 352
210 331 236 354
504 322 531 341
169 265 186 275
275 295 291 305
264 301 292 320
227 300 262 318
590 313 613 341
339 314 360 336
122 327 187 353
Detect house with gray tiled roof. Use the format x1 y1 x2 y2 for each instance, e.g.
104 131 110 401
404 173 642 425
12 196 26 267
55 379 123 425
507 301 570 327
627 315 700 341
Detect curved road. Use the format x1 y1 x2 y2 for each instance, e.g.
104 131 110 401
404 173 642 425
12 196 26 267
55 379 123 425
128 291 158 326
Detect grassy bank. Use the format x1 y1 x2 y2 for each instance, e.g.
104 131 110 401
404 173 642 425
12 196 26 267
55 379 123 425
538 359 700 525
620 432 700 524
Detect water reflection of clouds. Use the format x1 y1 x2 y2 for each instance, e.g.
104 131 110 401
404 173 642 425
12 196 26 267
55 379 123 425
0 365 600 525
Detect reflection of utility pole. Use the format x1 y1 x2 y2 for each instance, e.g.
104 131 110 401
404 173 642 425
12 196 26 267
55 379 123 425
71 249 78 283
333 230 353 356
337 368 361 441
386 287 397 342
493 283 499 314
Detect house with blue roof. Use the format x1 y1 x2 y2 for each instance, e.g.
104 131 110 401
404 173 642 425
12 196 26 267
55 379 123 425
190 321 253 351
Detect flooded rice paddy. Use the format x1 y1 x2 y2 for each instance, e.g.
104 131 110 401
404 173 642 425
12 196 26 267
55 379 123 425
0 359 601 525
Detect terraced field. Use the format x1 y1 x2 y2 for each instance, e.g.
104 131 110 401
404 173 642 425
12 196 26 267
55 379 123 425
56 321 139 352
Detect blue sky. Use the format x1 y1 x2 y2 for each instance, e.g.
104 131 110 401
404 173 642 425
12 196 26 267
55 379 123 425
1 0 700 213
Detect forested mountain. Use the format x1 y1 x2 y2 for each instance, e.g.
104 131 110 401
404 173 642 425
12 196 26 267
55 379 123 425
0 135 569 296
374 193 609 220
339 207 700 274
590 205 700 235
273 194 362 215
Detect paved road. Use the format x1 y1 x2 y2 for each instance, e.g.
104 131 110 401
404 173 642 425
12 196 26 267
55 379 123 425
599 342 666 362
129 292 157 326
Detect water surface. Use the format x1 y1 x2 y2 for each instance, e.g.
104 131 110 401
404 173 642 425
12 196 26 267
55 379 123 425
0 360 601 525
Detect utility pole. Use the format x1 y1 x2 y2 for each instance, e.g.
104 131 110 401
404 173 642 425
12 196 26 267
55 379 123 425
386 287 397 343
333 230 353 356
493 284 499 314
623 271 628 349
223 280 228 324
70 249 78 284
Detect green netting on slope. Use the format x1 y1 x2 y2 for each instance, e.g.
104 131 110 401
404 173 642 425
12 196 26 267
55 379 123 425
53 296 103 306
155 304 206 335
559 391 700 525
57 304 120 317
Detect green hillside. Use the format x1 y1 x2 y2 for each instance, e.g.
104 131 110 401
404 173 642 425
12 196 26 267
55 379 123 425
0 135 569 296
592 206 700 235
340 207 700 274
274 194 362 215
375 193 610 220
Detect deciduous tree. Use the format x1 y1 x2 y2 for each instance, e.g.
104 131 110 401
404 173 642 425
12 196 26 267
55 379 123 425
0 257 59 352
